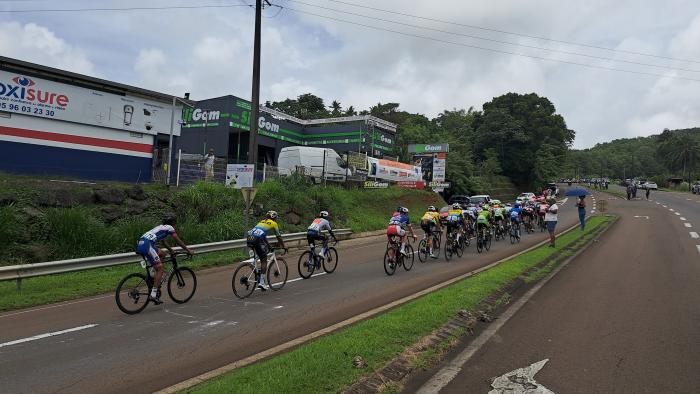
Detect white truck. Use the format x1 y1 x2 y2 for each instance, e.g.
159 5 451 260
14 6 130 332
277 146 352 182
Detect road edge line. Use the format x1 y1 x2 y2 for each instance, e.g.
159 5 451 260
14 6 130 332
416 216 618 393
156 217 595 393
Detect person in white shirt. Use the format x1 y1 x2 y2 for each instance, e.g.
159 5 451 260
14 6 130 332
204 149 216 180
544 197 558 247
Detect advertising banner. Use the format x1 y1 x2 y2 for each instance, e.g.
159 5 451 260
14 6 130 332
0 70 177 136
364 180 389 189
428 181 450 188
397 181 425 189
226 164 255 188
432 157 446 182
367 157 421 182
408 143 449 153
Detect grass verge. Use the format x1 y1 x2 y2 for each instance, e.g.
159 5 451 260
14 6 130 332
0 249 247 312
185 215 616 394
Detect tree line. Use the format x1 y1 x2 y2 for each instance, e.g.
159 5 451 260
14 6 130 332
266 92 575 195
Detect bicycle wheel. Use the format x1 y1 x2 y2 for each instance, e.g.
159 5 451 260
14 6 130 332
510 230 517 244
403 244 414 271
323 248 339 273
232 263 256 299
434 232 442 250
418 238 428 263
456 239 464 257
297 251 317 279
486 234 492 251
268 258 288 290
476 234 483 253
383 248 397 276
444 237 453 261
168 267 197 304
115 273 150 315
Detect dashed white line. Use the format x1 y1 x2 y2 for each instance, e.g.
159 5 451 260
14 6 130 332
681 217 687 221
0 324 98 348
685 223 693 228
696 245 700 254
690 232 699 239
663 205 668 208
670 209 675 212
675 212 681 216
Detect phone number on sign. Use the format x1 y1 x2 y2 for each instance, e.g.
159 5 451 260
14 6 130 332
0 102 56 117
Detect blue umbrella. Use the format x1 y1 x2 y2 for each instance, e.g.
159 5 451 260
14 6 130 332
565 188 590 197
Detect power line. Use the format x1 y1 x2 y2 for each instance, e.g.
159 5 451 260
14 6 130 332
282 6 700 82
317 0 700 65
0 4 250 13
286 0 700 74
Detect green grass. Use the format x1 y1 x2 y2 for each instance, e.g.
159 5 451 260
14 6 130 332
0 249 248 311
187 215 616 394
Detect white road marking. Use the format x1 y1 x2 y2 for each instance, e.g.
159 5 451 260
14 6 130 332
273 305 284 309
663 205 668 208
675 212 681 216
685 223 693 228
681 217 687 221
670 208 675 212
697 245 700 254
633 215 649 219
0 324 98 348
655 202 660 205
489 359 554 394
690 232 699 239
687 198 692 201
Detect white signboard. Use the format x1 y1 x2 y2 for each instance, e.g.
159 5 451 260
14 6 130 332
367 157 421 182
432 157 446 182
0 70 178 136
226 164 255 188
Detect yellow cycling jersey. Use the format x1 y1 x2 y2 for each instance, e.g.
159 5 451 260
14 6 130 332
249 219 281 239
421 211 440 223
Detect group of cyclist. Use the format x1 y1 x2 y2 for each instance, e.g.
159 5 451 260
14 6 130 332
385 194 558 261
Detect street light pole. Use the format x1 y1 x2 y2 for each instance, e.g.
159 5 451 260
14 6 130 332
247 0 265 166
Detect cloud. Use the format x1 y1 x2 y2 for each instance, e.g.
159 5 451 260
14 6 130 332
0 21 95 75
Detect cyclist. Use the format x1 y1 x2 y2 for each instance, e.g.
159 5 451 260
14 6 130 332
446 203 466 246
387 207 417 258
420 205 442 258
247 211 288 290
135 214 194 305
492 203 506 236
522 201 535 231
307 211 337 260
510 202 523 238
476 205 492 241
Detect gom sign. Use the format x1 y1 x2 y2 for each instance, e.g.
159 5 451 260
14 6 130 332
364 180 389 189
408 143 449 153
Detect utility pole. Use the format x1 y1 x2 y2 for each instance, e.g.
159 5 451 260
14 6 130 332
247 0 269 166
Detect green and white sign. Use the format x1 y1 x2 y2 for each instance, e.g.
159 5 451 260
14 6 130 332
408 143 449 153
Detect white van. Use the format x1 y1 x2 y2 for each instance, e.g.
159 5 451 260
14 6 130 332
277 146 352 182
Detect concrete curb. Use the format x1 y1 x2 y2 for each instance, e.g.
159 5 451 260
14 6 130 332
156 218 601 394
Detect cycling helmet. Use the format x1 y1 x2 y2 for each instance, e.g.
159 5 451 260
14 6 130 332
399 207 409 213
427 205 437 212
266 210 279 220
162 213 177 226
319 210 329 218
514 202 520 208
451 203 461 209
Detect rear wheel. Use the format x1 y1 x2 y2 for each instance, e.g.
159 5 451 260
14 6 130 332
232 263 256 299
418 238 428 263
486 234 492 251
323 248 339 273
403 244 414 271
168 267 197 304
383 248 397 276
297 251 317 279
115 273 150 315
267 258 288 290
444 237 453 261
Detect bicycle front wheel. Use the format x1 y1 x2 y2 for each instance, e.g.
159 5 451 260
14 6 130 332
232 263 256 299
456 239 464 257
168 267 197 304
444 238 453 261
115 273 150 315
268 258 288 290
323 248 339 273
418 239 428 263
383 248 397 276
476 235 483 253
486 234 492 251
297 251 316 279
403 244 414 271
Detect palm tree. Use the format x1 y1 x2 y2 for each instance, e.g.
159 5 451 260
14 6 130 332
330 100 342 116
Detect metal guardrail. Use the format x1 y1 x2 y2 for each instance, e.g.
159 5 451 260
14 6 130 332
0 229 352 288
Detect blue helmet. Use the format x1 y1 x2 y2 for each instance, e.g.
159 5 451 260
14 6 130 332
514 202 520 208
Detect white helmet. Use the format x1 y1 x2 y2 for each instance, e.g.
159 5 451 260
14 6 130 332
452 203 461 209
428 205 436 212
319 210 329 218
266 210 278 220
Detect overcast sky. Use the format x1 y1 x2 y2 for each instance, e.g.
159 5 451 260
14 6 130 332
1 0 699 148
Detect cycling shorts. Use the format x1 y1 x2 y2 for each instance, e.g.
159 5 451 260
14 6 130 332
494 215 504 222
387 224 406 240
136 238 163 269
476 222 490 231
307 230 327 246
246 237 268 260
420 220 437 236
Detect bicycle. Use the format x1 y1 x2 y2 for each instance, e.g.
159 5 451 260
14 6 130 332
493 220 505 241
232 247 288 299
298 239 339 279
384 236 414 275
475 224 492 253
444 226 464 261
115 251 196 315
538 214 547 232
418 228 441 262
509 220 521 244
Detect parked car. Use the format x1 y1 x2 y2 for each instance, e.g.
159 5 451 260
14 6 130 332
644 182 658 190
518 192 536 201
470 194 491 206
448 195 470 206
439 206 451 224
692 182 700 194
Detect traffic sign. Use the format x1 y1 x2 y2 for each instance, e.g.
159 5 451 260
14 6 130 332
241 187 257 207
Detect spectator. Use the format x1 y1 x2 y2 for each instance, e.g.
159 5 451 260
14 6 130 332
204 149 216 181
576 196 586 230
646 187 650 200
545 197 559 247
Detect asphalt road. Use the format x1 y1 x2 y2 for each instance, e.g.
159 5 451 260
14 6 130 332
0 202 579 394
410 188 700 393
